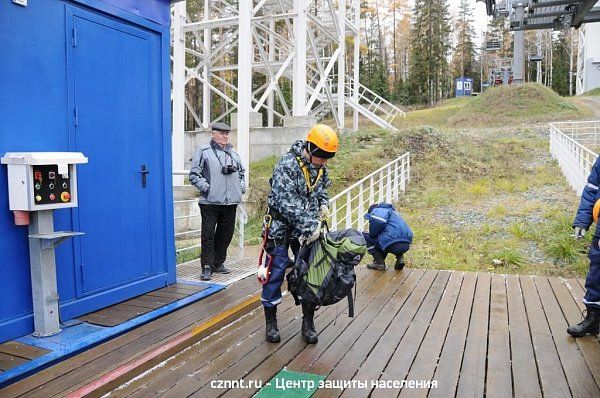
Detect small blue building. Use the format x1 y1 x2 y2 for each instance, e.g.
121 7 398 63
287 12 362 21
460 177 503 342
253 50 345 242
455 77 474 97
0 0 176 343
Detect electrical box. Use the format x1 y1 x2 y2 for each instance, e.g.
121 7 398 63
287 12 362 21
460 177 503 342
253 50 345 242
1 152 88 211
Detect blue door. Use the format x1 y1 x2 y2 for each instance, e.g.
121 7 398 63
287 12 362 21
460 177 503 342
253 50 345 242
66 7 159 295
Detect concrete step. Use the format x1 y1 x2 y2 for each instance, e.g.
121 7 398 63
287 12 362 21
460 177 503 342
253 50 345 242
173 184 198 201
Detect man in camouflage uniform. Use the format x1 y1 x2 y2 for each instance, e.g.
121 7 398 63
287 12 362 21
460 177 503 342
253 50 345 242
258 124 339 344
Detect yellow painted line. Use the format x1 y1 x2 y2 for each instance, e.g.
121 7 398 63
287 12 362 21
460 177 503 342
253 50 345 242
192 292 261 336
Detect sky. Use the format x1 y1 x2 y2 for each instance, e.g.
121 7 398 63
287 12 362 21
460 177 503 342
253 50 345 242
448 0 492 46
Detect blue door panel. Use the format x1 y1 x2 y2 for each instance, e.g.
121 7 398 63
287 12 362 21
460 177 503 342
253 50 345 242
66 7 157 295
0 0 173 343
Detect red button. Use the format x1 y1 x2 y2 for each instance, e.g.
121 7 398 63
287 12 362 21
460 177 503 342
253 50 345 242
60 192 70 202
49 194 56 201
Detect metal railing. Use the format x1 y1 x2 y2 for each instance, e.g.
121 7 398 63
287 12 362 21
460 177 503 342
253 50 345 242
172 170 247 264
549 121 600 195
329 152 410 231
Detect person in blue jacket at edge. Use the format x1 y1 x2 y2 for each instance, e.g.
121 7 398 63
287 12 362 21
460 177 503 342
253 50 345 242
570 158 600 337
363 202 413 271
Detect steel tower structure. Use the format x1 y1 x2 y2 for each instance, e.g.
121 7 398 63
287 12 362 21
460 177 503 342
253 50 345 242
171 0 406 182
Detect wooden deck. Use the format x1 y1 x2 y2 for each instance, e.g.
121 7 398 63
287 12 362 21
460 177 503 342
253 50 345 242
2 268 599 397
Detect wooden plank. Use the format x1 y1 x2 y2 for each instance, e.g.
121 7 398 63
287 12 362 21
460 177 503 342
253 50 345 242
120 268 387 397
123 267 389 398
122 294 298 397
119 298 164 310
398 271 464 398
123 295 176 306
566 277 587 313
505 274 542 398
367 271 451 398
0 342 50 360
175 268 402 398
158 284 205 295
535 275 600 397
1 276 260 398
520 275 571 398
144 291 189 300
0 353 28 371
428 272 477 398
485 274 512 398
455 272 490 398
301 270 431 398
78 305 149 327
285 270 413 376
549 276 600 389
219 269 413 398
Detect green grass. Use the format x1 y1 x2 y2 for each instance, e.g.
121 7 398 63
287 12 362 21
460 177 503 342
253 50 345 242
242 86 597 277
581 87 600 96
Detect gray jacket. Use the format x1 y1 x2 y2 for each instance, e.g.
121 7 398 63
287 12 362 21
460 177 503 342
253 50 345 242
189 140 246 205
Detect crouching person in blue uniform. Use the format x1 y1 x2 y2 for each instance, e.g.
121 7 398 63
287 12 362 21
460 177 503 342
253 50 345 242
257 125 338 345
569 157 600 337
363 203 413 271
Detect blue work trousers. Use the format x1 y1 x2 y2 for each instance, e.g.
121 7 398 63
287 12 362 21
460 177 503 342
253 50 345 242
585 238 600 308
362 232 410 261
261 245 290 308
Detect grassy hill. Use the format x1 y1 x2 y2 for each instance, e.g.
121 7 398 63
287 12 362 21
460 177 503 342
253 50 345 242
581 88 600 96
245 85 595 277
396 83 591 129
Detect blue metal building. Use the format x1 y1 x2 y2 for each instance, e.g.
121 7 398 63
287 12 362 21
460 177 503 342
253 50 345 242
455 77 474 97
0 0 176 343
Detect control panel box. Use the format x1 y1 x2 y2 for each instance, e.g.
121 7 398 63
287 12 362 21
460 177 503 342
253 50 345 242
1 152 88 211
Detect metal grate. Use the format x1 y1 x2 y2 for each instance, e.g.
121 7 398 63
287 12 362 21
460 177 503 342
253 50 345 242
177 257 258 286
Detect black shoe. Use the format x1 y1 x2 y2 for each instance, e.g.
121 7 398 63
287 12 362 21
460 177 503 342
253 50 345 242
213 265 231 274
367 261 386 271
301 304 318 344
200 266 212 281
394 255 406 270
567 306 600 337
264 306 281 343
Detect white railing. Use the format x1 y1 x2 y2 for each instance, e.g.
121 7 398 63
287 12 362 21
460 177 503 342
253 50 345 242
172 170 247 264
329 152 410 231
549 121 600 195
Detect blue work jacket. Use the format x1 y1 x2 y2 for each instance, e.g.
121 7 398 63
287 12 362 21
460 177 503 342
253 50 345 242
574 156 600 237
364 203 413 249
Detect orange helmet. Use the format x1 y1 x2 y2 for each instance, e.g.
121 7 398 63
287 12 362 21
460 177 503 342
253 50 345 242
306 124 339 159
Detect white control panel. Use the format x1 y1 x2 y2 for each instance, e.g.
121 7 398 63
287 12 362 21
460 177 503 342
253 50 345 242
1 152 88 211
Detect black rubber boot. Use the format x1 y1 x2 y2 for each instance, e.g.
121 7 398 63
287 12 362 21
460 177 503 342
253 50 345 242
200 265 212 281
264 306 281 343
367 251 386 271
394 254 406 270
567 306 600 337
213 264 231 274
301 304 318 344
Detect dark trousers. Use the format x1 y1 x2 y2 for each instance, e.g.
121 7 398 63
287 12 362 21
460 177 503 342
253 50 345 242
362 232 410 262
585 238 600 308
200 204 237 270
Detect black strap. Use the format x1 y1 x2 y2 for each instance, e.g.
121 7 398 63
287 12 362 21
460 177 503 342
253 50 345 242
347 288 354 318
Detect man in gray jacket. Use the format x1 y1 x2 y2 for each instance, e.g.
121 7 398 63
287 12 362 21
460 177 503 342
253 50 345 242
189 122 246 281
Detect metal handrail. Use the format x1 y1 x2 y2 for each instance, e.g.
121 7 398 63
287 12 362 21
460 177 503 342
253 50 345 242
329 152 410 231
549 121 600 195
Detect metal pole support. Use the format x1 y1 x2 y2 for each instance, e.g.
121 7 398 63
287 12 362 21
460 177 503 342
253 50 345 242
28 210 61 337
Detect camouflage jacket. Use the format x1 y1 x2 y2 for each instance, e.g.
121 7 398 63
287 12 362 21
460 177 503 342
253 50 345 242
267 140 331 240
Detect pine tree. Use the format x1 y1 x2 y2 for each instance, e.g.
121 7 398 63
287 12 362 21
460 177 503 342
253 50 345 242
552 32 570 96
409 0 452 105
451 0 476 79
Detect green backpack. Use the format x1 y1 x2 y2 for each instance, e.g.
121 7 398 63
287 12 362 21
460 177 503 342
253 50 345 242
286 227 366 317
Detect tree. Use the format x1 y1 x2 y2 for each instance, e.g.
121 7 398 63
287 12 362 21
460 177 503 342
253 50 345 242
409 0 452 105
552 32 570 96
451 0 476 80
